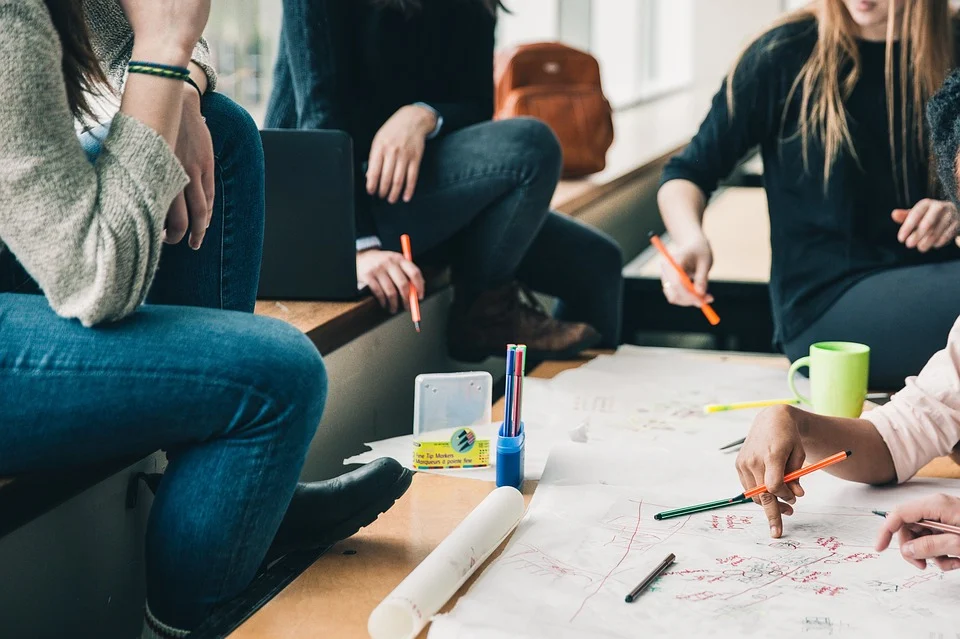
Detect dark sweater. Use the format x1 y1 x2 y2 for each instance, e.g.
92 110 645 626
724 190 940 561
661 18 960 345
270 0 496 238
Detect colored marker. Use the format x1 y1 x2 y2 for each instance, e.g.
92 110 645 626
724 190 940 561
512 346 526 437
649 233 720 326
654 496 752 521
704 398 800 414
625 553 675 603
654 450 852 520
719 437 746 451
873 511 960 536
503 345 516 436
400 234 421 332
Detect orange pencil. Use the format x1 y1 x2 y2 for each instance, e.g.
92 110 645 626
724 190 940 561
649 233 720 326
742 450 852 499
400 234 421 333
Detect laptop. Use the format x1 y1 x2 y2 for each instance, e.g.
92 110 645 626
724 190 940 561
257 129 365 301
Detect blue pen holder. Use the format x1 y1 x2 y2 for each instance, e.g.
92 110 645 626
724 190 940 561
496 421 525 490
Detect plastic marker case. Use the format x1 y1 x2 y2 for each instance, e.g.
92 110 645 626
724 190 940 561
413 372 492 436
496 421 525 490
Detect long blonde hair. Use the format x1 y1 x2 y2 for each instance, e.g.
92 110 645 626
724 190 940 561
727 0 955 201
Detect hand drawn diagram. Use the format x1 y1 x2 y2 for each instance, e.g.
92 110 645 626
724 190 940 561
431 484 960 639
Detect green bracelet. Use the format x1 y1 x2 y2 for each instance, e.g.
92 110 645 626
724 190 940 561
128 61 191 82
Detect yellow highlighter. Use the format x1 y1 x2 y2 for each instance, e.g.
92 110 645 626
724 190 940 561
703 398 800 414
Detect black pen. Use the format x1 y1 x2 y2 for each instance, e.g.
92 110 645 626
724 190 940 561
625 553 675 603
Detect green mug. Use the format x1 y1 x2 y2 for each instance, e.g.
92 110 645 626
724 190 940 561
787 342 870 418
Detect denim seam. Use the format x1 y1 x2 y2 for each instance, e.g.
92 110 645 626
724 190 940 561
210 402 291 601
213 149 226 310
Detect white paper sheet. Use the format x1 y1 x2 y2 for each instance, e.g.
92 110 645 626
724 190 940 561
368 487 526 639
431 446 960 638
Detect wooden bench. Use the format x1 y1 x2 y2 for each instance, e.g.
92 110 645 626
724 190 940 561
622 186 774 351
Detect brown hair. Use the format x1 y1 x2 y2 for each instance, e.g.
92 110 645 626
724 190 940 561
43 0 108 121
727 0 956 201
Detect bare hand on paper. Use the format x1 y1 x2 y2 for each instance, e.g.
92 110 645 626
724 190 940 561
876 494 960 571
357 249 425 314
659 236 714 307
736 405 806 538
892 199 959 253
366 105 437 205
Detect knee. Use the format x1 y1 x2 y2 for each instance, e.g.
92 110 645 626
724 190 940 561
495 118 563 184
202 93 265 177
590 230 624 274
232 317 328 446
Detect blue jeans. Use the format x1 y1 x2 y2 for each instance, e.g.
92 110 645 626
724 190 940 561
0 94 326 629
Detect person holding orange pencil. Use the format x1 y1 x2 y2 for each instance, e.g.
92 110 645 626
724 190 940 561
736 315 960 544
657 0 960 389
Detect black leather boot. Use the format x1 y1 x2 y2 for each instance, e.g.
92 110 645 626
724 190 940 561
269 457 413 555
135 458 413 557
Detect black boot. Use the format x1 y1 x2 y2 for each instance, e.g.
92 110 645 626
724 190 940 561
135 458 413 557
269 457 413 555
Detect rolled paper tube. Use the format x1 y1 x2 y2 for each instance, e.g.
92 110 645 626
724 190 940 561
368 486 526 639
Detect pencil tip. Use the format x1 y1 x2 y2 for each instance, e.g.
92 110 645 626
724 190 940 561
872 510 887 517
625 595 634 603
414 321 421 333
653 514 663 521
845 450 853 457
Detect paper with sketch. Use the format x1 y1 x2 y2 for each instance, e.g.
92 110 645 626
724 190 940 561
431 446 960 638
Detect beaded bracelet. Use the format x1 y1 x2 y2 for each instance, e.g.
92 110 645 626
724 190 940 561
128 61 191 82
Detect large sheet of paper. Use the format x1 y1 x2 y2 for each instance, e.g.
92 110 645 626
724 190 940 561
346 348 810 478
431 446 960 638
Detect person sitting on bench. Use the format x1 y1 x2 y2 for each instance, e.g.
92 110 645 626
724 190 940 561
657 0 960 389
735 43 960 565
0 2 410 637
264 0 624 361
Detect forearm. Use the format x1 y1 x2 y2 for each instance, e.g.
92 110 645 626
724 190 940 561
120 44 193 146
794 407 897 485
658 179 708 242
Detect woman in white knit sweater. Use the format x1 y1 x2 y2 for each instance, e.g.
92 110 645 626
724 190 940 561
0 1 410 637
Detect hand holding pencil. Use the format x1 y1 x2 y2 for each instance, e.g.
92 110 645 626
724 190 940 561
651 234 719 326
875 494 960 571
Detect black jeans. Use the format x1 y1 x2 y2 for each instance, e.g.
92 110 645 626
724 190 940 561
369 119 624 346
784 260 960 390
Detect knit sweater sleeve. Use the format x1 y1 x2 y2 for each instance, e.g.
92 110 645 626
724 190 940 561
0 0 189 326
84 0 217 92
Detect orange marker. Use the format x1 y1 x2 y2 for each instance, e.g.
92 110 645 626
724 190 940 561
400 234 421 333
649 233 720 326
742 450 852 500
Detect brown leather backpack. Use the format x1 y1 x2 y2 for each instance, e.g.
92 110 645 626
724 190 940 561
494 43 614 178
